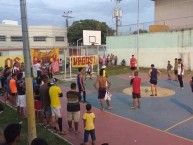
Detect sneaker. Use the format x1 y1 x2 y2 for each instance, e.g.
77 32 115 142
101 107 105 111
131 106 136 109
52 128 57 133
59 131 68 135
150 94 154 96
107 106 112 110
181 87 184 89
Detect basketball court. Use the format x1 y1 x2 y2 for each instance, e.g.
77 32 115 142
60 72 193 145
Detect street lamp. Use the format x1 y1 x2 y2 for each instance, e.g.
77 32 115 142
77 38 82 56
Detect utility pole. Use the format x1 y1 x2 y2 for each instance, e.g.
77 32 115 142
19 0 36 144
62 11 74 29
112 0 122 36
137 0 140 70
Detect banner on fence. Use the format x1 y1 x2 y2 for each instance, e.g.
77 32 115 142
0 56 24 68
72 55 99 67
31 48 59 72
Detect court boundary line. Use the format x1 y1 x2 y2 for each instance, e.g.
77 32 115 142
164 116 193 132
91 106 193 143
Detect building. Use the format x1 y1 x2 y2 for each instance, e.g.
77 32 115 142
152 0 193 29
0 23 68 58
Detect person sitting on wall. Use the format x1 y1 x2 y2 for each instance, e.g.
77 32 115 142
121 59 126 66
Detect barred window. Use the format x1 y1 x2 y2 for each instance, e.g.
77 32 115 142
55 36 64 42
11 36 22 41
0 36 6 41
33 36 46 41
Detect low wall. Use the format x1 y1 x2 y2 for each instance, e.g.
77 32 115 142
106 29 193 70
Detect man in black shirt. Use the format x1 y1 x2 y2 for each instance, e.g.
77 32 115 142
39 76 51 126
66 82 81 134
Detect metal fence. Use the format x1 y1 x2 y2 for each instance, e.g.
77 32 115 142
113 16 193 36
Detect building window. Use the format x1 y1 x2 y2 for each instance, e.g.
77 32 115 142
33 36 46 41
55 36 65 42
0 36 6 41
11 36 22 41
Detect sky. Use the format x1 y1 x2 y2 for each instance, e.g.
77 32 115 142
0 0 155 29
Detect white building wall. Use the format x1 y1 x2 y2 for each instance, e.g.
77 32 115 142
155 0 193 29
107 48 193 71
0 24 67 56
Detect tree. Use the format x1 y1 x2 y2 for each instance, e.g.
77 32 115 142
67 19 115 45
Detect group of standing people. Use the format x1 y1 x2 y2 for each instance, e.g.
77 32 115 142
100 53 118 66
0 62 26 117
167 58 184 89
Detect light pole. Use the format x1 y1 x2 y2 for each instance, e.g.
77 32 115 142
19 0 36 144
136 0 140 70
77 38 82 56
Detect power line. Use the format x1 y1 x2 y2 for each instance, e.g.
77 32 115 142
62 11 74 29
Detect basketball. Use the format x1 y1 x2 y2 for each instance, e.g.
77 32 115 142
145 88 148 92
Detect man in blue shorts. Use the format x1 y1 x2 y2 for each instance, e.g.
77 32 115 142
148 64 161 96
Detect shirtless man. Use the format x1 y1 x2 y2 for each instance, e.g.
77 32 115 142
93 70 112 110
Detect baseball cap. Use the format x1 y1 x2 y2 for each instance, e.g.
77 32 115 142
102 65 106 69
50 78 58 85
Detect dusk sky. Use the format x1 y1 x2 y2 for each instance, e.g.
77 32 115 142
0 0 155 29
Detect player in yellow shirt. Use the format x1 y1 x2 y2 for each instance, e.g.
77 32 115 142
49 78 68 135
82 104 96 145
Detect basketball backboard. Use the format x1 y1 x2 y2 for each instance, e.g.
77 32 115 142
83 30 101 46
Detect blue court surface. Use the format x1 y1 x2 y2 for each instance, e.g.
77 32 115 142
63 75 193 141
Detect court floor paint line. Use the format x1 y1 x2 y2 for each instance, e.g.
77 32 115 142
164 116 193 132
94 106 193 143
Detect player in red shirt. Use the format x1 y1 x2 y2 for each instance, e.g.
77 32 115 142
130 55 137 77
130 71 141 109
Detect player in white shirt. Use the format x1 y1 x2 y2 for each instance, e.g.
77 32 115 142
177 58 184 89
85 62 92 80
34 60 42 78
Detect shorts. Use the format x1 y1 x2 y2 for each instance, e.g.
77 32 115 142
17 95 26 107
51 107 62 117
84 129 96 143
34 100 41 110
174 70 177 75
150 80 157 85
131 67 136 70
98 87 106 99
67 111 80 122
44 106 52 117
78 85 85 92
11 93 17 97
86 71 91 75
132 93 141 99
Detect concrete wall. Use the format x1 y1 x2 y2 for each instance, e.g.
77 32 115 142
106 29 193 71
154 0 193 29
0 24 67 51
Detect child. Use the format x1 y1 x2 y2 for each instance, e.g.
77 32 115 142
167 61 173 80
82 104 96 145
130 71 141 109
